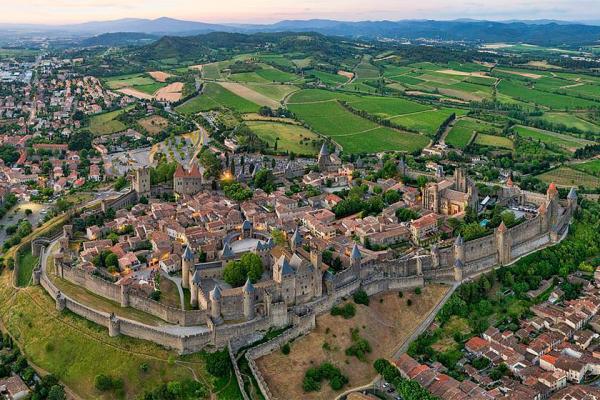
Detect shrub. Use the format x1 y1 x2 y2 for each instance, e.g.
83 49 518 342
205 350 232 377
303 363 348 392
407 299 413 306
94 374 113 391
331 303 356 319
281 343 291 355
353 289 369 306
415 287 422 295
398 291 403 298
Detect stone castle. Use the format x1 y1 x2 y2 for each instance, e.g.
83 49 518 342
36 170 576 356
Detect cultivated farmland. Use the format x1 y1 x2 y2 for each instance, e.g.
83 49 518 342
513 125 594 152
246 121 321 155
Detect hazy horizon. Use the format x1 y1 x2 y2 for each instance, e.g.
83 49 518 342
3 0 600 25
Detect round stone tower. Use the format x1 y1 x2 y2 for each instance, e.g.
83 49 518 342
243 278 256 320
181 245 194 289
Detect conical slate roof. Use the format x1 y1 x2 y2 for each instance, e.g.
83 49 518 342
454 234 464 246
319 142 329 157
291 227 302 247
183 245 194 261
454 259 464 268
192 269 202 285
497 221 507 233
568 187 577 200
351 243 361 260
243 277 255 293
210 285 222 300
222 242 234 258
277 255 294 275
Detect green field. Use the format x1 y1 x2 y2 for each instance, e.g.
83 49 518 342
246 121 321 155
306 70 349 86
390 108 468 136
445 118 500 149
536 166 600 189
132 82 167 95
0 48 39 59
538 113 600 134
288 98 429 153
474 133 513 149
513 125 593 152
355 60 380 79
243 83 298 101
345 96 432 118
176 82 259 114
88 108 128 136
105 74 155 89
230 64 299 84
202 61 227 80
572 159 600 177
498 80 600 110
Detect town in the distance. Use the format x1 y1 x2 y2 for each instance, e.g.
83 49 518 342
1 12 600 400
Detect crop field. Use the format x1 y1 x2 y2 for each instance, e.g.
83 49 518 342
176 82 259 114
104 73 156 89
390 108 468 136
513 125 593 152
242 83 298 102
445 118 500 149
138 115 169 135
288 100 429 153
132 82 167 95
354 60 380 79
474 133 514 149
246 121 321 155
497 80 600 110
572 159 600 177
539 113 600 134
88 108 127 136
536 166 600 189
218 82 280 108
306 70 349 86
345 96 432 118
231 64 299 83
256 54 296 69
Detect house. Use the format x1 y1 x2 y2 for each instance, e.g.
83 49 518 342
0 375 30 400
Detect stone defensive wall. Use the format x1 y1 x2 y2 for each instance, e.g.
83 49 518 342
55 262 207 326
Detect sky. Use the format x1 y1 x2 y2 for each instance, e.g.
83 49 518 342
3 0 600 25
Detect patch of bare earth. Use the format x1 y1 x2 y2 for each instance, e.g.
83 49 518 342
256 284 449 400
189 64 204 71
118 88 153 100
138 115 169 135
148 71 173 82
155 82 184 102
337 70 355 80
438 88 485 102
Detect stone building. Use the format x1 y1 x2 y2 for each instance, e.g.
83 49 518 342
421 167 479 216
173 164 204 197
317 143 341 172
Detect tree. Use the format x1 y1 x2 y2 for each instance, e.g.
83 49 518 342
353 289 369 306
47 385 66 400
205 350 231 377
198 148 222 179
253 168 275 193
94 374 114 391
223 253 263 287
114 176 128 191
68 130 93 151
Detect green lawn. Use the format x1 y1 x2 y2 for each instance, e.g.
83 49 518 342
243 83 298 102
16 249 38 287
306 70 349 86
0 270 212 399
246 121 321 155
345 96 432 118
513 125 593 152
230 65 299 84
176 82 259 114
88 109 128 136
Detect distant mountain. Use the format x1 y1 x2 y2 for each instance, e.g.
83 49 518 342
4 18 600 47
79 32 159 47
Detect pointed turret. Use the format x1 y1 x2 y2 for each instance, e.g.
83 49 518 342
351 244 361 260
222 242 234 258
547 182 558 199
290 227 302 251
183 245 194 261
192 269 202 286
243 277 255 293
319 142 329 157
567 187 577 200
497 221 507 233
454 234 464 246
210 285 221 300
